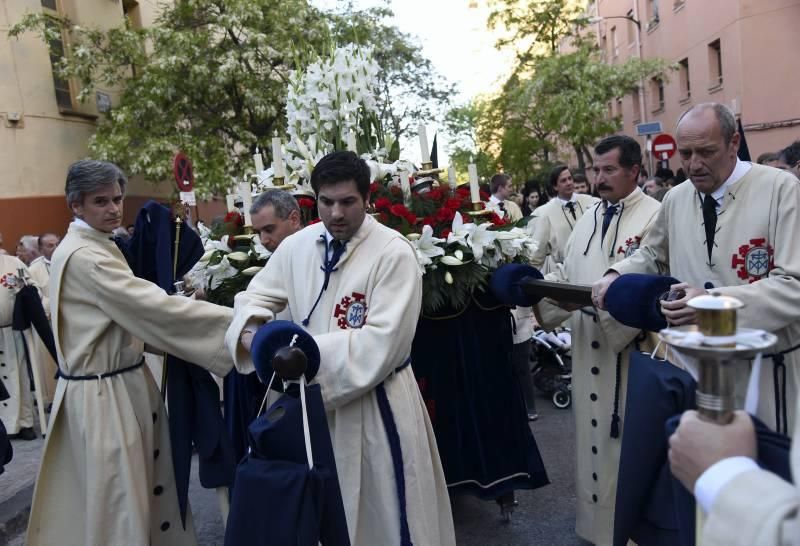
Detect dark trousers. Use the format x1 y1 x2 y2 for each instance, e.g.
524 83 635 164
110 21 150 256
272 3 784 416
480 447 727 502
511 340 537 414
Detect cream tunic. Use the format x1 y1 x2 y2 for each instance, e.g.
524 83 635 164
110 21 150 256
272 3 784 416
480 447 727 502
0 255 35 434
614 164 800 432
26 222 235 546
27 256 57 404
530 193 600 273
226 215 455 546
535 188 661 545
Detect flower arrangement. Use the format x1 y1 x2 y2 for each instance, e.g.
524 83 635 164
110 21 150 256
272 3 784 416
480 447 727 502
368 183 537 314
188 212 271 308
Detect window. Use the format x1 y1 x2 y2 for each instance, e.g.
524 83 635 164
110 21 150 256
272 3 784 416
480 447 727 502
615 97 623 118
678 58 691 100
650 76 665 111
648 0 660 24
674 0 686 9
40 0 75 111
708 39 723 88
601 34 608 61
610 26 618 58
632 89 642 122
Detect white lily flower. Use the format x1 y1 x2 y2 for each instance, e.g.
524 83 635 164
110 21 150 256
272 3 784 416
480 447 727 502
241 266 263 276
205 235 231 254
198 249 216 263
440 255 465 266
467 222 496 262
444 271 454 284
454 249 464 261
207 256 238 290
411 225 445 266
447 212 474 248
227 251 249 264
252 240 271 260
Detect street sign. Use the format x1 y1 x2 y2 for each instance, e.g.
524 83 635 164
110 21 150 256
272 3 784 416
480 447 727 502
173 152 194 192
652 133 677 160
635 121 663 136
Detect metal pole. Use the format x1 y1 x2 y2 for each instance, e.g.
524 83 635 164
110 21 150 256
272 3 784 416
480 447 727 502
632 1 652 177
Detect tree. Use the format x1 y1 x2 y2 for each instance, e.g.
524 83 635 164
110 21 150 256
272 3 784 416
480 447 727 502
10 0 452 195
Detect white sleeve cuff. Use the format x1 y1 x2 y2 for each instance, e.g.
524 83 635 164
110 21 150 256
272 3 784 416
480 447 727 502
694 456 760 513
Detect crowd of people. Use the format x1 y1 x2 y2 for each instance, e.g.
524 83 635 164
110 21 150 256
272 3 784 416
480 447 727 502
2 101 800 545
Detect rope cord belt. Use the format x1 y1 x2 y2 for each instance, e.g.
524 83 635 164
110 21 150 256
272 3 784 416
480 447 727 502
56 358 144 381
765 342 800 435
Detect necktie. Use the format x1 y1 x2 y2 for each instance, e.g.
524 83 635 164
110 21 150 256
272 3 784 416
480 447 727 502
601 204 618 239
328 239 346 271
565 201 576 220
702 194 718 261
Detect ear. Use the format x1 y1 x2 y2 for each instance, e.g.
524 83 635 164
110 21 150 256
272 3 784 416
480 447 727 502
69 200 83 219
730 131 741 154
288 208 302 227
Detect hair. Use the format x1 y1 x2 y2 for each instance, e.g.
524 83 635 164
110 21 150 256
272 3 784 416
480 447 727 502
250 188 300 219
65 160 127 206
674 168 687 184
489 173 512 194
594 135 642 169
521 179 548 216
572 172 588 184
639 167 648 179
778 140 800 167
654 168 675 181
757 152 779 165
310 151 371 199
677 102 737 143
19 235 39 252
37 232 58 249
548 164 570 188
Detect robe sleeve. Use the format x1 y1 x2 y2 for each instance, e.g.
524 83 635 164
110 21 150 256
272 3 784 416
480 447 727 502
80 247 235 377
713 177 800 332
312 238 422 410
224 244 291 374
532 262 574 330
529 209 552 269
612 191 672 277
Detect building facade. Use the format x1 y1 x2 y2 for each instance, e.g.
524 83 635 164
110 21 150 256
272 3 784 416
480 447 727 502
589 0 800 172
0 0 224 252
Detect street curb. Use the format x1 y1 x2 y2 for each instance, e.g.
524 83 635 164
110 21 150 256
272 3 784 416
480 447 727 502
0 483 33 544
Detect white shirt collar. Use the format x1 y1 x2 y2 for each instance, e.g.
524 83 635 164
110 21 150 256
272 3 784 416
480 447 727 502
701 158 752 204
489 194 503 205
73 217 93 230
557 193 577 206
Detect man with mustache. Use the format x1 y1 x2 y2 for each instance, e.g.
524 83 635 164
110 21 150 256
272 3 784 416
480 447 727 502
593 103 800 544
533 135 661 545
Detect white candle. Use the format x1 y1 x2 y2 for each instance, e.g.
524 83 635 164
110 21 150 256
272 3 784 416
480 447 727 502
253 147 265 174
239 181 253 226
399 170 411 205
346 130 358 153
468 163 480 203
272 136 285 178
225 194 235 213
448 166 457 192
418 124 430 163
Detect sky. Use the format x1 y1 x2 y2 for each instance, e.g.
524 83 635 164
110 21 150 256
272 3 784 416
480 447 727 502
314 0 517 164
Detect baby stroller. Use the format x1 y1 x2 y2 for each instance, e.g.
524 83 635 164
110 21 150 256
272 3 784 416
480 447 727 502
530 329 572 409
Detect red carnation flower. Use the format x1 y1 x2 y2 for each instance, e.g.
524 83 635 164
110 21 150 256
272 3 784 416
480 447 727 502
440 229 451 239
390 204 410 218
479 190 490 201
456 187 471 198
369 182 380 193
405 212 417 224
436 207 456 223
297 197 315 209
422 216 436 226
378 212 389 224
489 213 506 226
444 198 463 210
374 198 392 211
309 218 321 225
390 186 402 196
428 189 443 201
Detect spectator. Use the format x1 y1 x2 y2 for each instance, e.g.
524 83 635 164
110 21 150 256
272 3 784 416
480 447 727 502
573 172 591 195
777 140 800 179
16 235 40 266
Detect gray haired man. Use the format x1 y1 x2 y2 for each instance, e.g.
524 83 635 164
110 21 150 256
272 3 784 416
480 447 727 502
250 188 304 252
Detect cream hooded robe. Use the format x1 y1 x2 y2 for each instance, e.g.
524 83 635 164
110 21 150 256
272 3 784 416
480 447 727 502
535 188 661 545
25 221 234 546
226 215 455 546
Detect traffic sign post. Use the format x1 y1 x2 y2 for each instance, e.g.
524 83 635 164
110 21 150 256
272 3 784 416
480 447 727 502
652 133 677 161
173 152 198 220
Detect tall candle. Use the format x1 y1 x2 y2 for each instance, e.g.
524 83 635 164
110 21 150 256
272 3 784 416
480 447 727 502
239 181 253 226
346 130 358 153
399 170 411 206
447 166 457 192
272 136 285 178
253 147 265 174
468 163 480 203
225 194 235 213
418 124 430 163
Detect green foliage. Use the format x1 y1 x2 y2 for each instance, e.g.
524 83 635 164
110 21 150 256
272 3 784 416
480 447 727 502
9 0 451 195
422 261 488 316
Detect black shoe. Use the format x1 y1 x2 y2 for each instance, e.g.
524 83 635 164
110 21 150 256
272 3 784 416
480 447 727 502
12 427 37 441
528 413 539 422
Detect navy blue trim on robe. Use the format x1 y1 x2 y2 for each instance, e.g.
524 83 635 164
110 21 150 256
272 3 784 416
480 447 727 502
0 376 10 476
411 294 549 500
120 200 236 526
12 284 57 363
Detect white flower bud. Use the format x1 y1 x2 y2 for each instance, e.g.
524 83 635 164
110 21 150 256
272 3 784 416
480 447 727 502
444 271 454 284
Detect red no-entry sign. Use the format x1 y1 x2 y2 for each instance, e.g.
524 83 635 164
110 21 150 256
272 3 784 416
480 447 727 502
173 152 194 192
652 134 677 160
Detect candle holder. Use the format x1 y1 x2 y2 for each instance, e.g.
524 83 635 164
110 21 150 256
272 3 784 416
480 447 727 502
243 226 254 235
269 176 295 191
416 166 444 178
466 201 493 217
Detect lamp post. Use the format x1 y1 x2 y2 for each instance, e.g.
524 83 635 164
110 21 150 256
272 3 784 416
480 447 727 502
589 11 653 176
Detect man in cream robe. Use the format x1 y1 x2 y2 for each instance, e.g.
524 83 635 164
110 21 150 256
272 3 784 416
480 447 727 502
26 160 235 546
535 136 660 545
227 151 455 546
530 166 598 273
597 103 800 434
28 237 59 406
0 254 36 438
